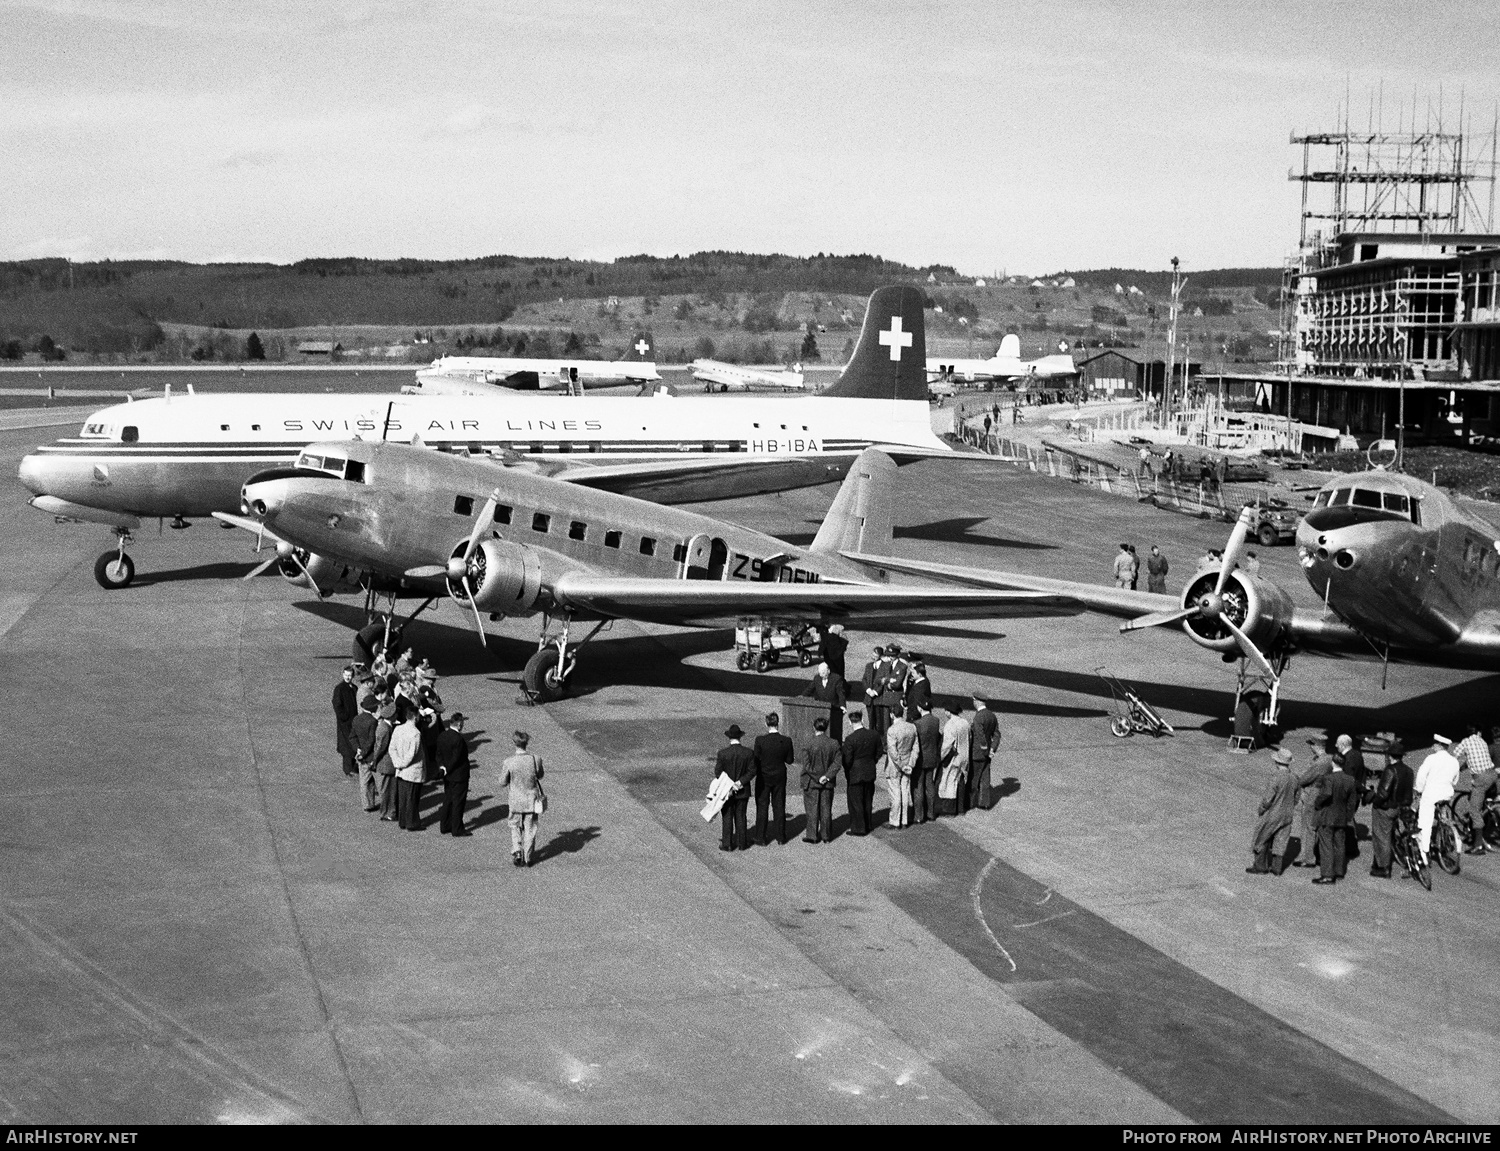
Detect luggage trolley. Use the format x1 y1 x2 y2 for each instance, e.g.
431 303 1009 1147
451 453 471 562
734 617 821 673
1095 666 1175 738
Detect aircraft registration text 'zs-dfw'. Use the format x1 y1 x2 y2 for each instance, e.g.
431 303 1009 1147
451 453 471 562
407 331 660 394
20 287 957 588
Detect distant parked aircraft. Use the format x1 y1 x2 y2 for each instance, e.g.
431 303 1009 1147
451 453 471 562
690 360 805 392
408 332 660 393
927 333 1078 385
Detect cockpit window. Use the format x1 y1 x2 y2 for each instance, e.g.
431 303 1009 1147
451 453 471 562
1382 492 1410 516
345 460 365 484
1351 488 1381 509
295 452 347 478
1312 490 1331 508
1329 488 1351 506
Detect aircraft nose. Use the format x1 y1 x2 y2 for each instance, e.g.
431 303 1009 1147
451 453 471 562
242 478 287 520
17 454 47 496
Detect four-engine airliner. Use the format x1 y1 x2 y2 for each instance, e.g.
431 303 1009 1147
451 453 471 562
408 332 659 394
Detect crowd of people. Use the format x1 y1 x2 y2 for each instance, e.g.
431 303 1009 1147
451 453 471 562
331 638 549 867
708 640 1003 851
1247 726 1498 884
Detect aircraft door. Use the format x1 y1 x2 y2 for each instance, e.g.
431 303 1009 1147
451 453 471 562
708 537 729 580
683 533 713 579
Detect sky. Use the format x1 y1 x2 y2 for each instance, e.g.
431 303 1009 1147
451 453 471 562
2 0 1498 274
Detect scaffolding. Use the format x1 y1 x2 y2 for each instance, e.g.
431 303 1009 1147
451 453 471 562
1281 94 1500 378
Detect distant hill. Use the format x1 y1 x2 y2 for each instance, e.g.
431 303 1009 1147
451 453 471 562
0 253 1283 365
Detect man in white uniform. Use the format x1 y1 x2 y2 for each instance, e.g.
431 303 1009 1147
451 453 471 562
1414 734 1461 863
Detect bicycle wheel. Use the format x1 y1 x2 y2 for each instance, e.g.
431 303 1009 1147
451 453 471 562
1414 856 1433 891
1436 821 1462 875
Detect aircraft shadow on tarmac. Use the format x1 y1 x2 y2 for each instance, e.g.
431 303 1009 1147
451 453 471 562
133 560 268 586
775 516 1056 552
923 650 1500 739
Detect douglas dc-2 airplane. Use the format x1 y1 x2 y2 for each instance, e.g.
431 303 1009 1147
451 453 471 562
690 359 806 392
852 469 1500 721
21 287 960 589
407 332 660 394
221 445 1074 702
927 334 1077 385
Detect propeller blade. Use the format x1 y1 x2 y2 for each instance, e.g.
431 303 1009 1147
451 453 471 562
404 564 447 579
462 488 502 564
1214 506 1257 598
1221 617 1277 680
289 552 321 598
242 555 279 580
1119 605 1199 633
462 576 489 650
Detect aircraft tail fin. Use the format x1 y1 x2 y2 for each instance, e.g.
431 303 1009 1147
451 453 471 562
628 332 655 361
821 286 926 401
810 448 895 556
998 333 1021 359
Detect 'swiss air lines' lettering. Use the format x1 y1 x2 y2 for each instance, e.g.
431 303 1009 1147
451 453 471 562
502 419 604 432
424 420 486 431
748 439 820 454
286 418 402 432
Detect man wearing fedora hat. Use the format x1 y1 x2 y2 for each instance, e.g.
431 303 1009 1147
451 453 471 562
714 724 755 852
1249 748 1298 875
436 711 473 837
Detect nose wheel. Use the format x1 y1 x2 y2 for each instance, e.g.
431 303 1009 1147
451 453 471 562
93 529 136 589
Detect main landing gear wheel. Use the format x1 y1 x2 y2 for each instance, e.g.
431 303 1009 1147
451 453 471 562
93 551 135 589
522 647 568 703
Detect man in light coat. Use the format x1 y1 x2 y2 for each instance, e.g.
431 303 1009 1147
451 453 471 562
389 702 426 832
499 730 546 867
1248 747 1297 875
884 711 917 829
939 708 972 817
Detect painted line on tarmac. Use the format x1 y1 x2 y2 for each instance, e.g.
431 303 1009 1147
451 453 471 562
881 819 1454 1125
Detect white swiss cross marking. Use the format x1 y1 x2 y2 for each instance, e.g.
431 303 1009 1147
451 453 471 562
635 339 650 356
878 315 913 361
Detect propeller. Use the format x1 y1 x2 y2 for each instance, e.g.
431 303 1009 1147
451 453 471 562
405 490 502 649
1120 506 1277 681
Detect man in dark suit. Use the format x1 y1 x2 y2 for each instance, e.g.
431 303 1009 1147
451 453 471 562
752 712 794 846
1292 740 1335 867
333 665 360 777
840 709 882 836
1370 739 1414 878
911 702 943 823
968 693 1000 812
436 712 473 837
903 662 933 722
801 661 847 741
800 716 841 844
1312 758 1359 883
819 624 848 680
714 724 755 852
861 646 889 738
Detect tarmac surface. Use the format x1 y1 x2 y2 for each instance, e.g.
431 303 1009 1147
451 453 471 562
2 412 1498 1125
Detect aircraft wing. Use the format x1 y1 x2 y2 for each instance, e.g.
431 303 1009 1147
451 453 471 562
547 573 1079 627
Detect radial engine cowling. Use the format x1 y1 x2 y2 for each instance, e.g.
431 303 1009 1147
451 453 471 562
1179 568 1296 655
448 538 544 618
279 548 366 595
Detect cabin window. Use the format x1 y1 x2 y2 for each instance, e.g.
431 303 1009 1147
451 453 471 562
672 543 688 562
454 495 474 516
1312 491 1332 507
604 530 622 549
639 536 657 557
701 441 714 453
1329 488 1352 506
494 504 512 525
1352 489 1381 509
1382 492 1410 517
558 442 574 454
252 424 261 432
569 520 587 541
121 426 138 443
220 424 230 431
532 512 550 533
529 442 544 454
587 441 602 453
344 460 366 484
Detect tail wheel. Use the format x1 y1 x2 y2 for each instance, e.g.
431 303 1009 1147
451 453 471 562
93 551 135 589
1110 716 1132 738
522 648 567 703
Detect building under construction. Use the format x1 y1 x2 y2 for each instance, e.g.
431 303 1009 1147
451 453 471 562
1213 102 1500 444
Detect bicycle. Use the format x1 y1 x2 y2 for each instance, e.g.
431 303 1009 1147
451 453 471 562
1392 810 1432 891
1453 791 1500 852
1432 800 1463 875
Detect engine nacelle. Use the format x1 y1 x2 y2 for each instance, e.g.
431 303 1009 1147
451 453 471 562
447 537 544 618
1179 568 1296 656
279 547 366 595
